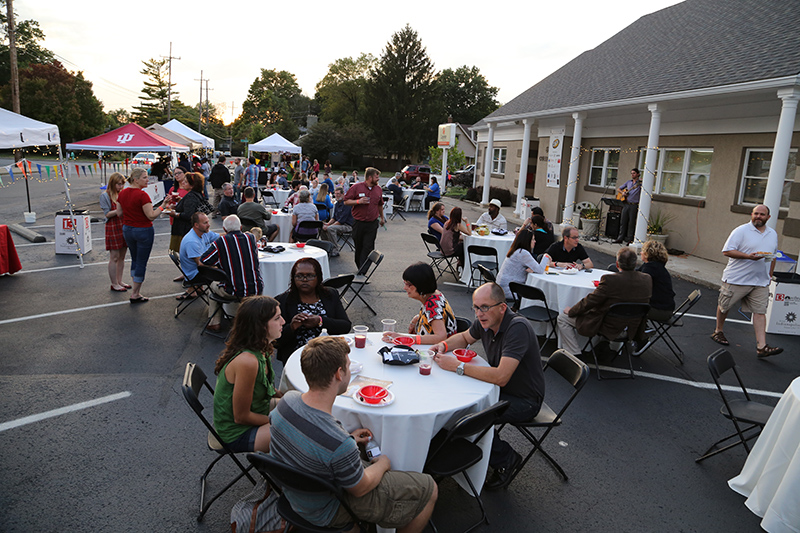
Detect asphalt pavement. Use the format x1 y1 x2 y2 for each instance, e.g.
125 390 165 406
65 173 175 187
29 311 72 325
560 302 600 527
1 172 798 532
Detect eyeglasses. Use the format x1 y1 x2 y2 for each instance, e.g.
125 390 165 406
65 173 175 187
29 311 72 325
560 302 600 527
294 273 317 281
568 235 580 240
471 302 504 314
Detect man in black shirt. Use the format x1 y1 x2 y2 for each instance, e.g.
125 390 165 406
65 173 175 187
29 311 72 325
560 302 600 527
208 155 231 217
218 183 239 220
544 226 594 269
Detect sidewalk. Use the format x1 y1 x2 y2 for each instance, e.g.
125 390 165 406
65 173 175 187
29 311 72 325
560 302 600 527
438 195 726 290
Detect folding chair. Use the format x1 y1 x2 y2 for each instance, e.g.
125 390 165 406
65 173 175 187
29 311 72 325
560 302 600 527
582 302 650 380
696 349 775 463
341 250 384 315
260 189 279 208
408 190 425 212
509 282 560 351
424 401 509 533
467 245 499 287
633 289 702 364
475 264 496 283
306 239 336 256
240 217 261 233
499 350 589 485
295 220 324 242
606 262 619 273
314 203 330 222
389 201 407 220
421 233 459 281
197 265 240 339
247 452 359 533
455 316 472 333
169 250 209 317
181 362 256 520
334 228 355 251
322 274 355 309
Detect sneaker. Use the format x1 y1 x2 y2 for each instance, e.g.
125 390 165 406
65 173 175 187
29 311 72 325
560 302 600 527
484 450 522 490
757 345 783 358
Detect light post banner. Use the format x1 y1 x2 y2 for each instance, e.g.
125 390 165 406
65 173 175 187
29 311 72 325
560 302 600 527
546 128 565 188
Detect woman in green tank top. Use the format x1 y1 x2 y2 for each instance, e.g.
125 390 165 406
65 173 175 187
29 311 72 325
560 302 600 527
213 296 285 452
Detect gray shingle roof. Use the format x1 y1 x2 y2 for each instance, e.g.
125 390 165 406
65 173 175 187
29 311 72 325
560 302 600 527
485 0 800 121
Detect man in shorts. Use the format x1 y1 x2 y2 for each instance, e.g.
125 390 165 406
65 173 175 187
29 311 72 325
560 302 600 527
269 337 437 532
711 204 782 358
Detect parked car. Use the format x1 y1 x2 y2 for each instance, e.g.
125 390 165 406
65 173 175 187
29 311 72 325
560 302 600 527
401 164 432 184
131 152 158 166
454 164 475 178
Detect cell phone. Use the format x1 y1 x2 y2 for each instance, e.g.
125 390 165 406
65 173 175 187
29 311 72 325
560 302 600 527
584 268 592 273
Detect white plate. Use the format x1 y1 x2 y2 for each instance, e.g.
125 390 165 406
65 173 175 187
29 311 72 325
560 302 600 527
560 268 579 275
337 336 354 346
349 360 362 375
353 389 396 408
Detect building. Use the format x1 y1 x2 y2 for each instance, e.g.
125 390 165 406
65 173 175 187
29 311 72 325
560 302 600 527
472 0 800 262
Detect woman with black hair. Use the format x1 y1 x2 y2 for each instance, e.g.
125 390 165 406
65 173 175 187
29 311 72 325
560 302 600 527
213 295 285 453
440 207 471 268
274 257 351 363
496 229 549 300
382 262 457 345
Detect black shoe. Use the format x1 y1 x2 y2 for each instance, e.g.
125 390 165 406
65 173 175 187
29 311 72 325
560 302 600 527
485 450 522 490
612 239 623 244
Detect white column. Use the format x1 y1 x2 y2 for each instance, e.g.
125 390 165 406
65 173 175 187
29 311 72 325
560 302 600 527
634 104 662 247
441 148 448 188
562 112 586 225
514 119 533 217
481 123 495 205
764 88 800 230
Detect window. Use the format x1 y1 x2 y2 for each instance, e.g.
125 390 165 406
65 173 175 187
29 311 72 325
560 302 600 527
588 148 620 187
492 148 506 175
637 148 712 198
739 149 797 208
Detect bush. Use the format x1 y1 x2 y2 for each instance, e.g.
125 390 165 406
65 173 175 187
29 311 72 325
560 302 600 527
465 186 513 206
452 172 473 189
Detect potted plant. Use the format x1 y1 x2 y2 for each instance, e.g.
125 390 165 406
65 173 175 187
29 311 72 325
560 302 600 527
579 204 600 237
647 209 676 245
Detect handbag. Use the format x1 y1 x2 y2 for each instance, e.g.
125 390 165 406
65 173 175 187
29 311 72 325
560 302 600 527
230 477 283 533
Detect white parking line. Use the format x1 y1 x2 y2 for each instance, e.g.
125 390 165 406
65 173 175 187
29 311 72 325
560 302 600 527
0 293 182 325
16 255 169 274
0 391 132 432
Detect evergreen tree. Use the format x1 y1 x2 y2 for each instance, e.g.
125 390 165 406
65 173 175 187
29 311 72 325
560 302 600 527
132 58 177 125
438 66 500 125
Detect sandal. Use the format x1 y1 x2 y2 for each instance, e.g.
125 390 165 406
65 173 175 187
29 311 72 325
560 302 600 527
130 296 149 304
122 283 132 289
757 345 783 358
710 331 729 346
176 292 196 301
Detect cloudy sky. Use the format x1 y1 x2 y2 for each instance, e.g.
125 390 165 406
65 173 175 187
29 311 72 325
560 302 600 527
21 0 682 124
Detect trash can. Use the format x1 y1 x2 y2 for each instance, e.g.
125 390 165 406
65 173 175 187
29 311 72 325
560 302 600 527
519 197 541 221
55 209 92 255
766 271 800 335
773 250 797 274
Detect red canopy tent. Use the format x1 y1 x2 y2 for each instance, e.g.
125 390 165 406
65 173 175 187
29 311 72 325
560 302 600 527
65 122 190 152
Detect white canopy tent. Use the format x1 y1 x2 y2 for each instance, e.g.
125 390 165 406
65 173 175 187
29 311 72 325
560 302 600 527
161 119 215 150
248 132 302 154
146 123 201 151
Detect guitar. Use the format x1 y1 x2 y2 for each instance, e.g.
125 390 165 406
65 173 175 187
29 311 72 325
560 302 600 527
616 187 628 201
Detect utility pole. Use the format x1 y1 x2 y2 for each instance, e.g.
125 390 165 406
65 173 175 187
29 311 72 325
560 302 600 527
204 79 213 127
161 42 180 121
6 0 20 164
194 71 207 132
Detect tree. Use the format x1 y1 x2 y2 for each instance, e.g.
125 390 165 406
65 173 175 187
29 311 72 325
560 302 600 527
427 137 467 175
438 66 499 125
131 58 177 125
0 1 54 86
105 108 131 130
3 61 103 142
315 54 375 125
298 121 340 162
240 69 302 141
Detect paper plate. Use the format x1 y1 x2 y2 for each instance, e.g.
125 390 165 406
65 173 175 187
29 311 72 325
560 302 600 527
349 360 362 375
560 268 579 275
353 389 395 408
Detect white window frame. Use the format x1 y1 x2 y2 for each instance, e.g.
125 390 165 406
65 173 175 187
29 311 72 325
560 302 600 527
588 148 620 188
492 147 506 175
738 148 798 208
637 147 713 199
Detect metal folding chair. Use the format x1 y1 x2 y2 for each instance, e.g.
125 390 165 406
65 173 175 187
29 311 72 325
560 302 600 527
467 245 499 287
168 250 209 317
582 302 650 380
509 282 560 351
260 189 279 208
340 250 384 315
421 233 459 281
634 289 702 364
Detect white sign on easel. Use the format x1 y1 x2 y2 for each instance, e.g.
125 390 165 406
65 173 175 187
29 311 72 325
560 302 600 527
546 129 565 189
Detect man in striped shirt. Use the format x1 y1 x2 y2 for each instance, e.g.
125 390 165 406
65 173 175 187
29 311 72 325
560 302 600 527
200 215 264 331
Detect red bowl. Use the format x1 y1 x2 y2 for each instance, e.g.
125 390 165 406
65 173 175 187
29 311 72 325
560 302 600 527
272 210 279 214
393 336 415 346
453 349 477 362
593 280 600 287
296 242 306 248
358 385 388 404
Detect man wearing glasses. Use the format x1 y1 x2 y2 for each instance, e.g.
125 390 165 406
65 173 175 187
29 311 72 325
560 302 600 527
544 225 594 269
431 282 545 490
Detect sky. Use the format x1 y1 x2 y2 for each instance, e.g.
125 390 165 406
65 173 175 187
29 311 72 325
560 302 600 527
20 0 683 125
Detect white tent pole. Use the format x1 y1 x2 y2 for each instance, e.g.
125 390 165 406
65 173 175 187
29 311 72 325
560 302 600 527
58 144 85 268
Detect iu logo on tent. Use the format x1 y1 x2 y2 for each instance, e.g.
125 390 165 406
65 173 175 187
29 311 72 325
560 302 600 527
117 133 135 144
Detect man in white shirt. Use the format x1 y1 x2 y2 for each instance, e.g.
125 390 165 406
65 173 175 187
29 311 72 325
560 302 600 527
711 204 782 358
473 199 508 231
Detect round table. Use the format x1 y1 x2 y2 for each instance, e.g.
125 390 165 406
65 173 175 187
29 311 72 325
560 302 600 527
280 332 499 490
261 188 291 207
258 243 330 296
460 232 517 285
266 210 293 242
729 377 800 533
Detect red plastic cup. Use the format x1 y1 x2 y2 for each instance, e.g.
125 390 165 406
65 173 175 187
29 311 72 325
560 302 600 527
593 280 600 287
296 242 306 248
419 363 431 375
354 334 366 348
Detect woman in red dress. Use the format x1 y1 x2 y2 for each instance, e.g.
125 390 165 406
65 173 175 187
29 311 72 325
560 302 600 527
100 172 129 292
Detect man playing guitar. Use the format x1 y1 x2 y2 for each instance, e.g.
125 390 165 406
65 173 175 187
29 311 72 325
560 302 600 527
613 169 642 244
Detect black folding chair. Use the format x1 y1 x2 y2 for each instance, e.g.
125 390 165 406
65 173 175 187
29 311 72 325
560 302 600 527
240 217 261 233
247 452 359 533
389 201 407 221
634 289 702 364
455 316 472 333
168 250 209 317
509 282 560 351
498 350 589 485
306 239 336 257
424 401 509 533
421 233 459 281
181 363 256 520
582 302 650 380
475 264 496 283
340 250 384 315
295 220 324 242
322 274 355 309
467 245 499 287
197 265 240 339
696 349 775 463
314 203 330 223
260 189 279 208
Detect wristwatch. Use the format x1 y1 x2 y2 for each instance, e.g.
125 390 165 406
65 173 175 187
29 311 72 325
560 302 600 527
456 362 466 376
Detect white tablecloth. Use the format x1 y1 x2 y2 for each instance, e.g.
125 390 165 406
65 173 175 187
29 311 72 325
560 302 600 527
460 232 517 285
280 332 499 492
729 377 800 533
261 188 291 207
268 211 293 242
259 243 330 296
